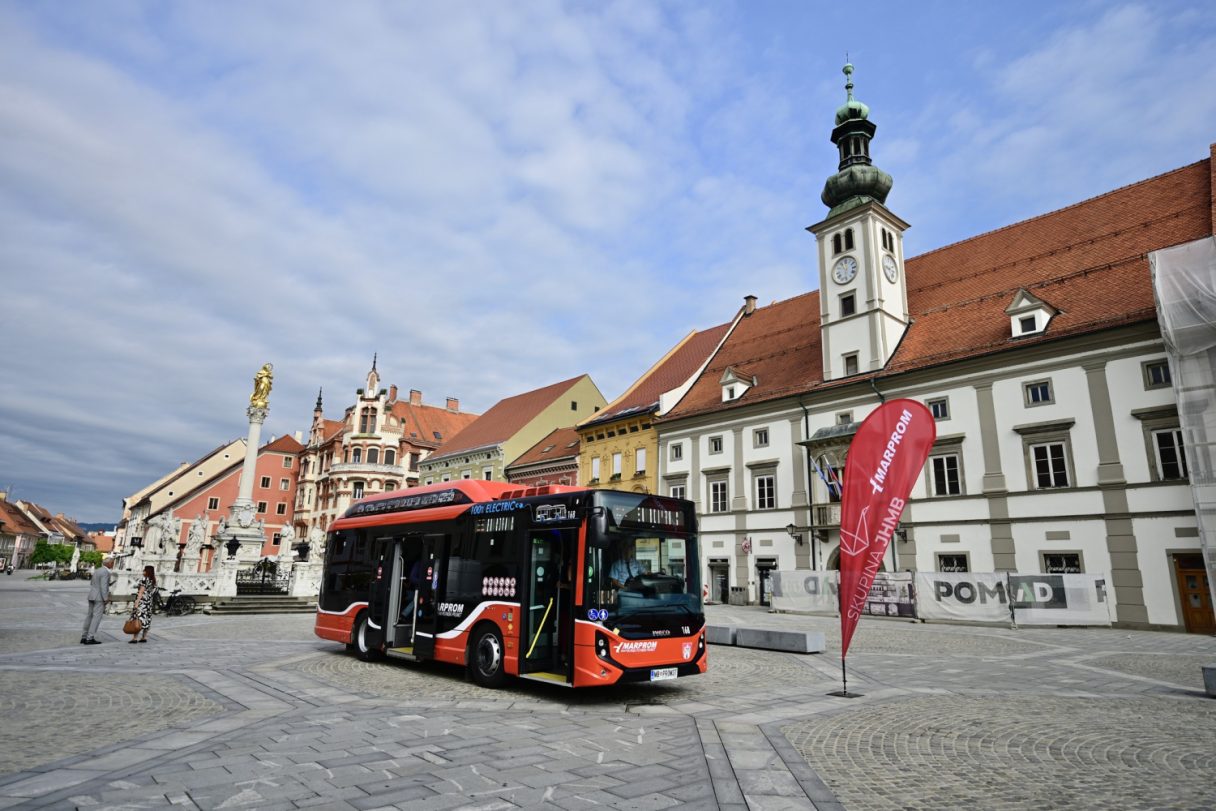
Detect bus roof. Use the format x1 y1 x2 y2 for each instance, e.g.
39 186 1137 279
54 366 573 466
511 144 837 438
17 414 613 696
333 479 589 527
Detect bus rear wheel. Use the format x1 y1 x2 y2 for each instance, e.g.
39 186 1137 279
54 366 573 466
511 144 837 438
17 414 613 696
354 614 381 661
469 625 505 688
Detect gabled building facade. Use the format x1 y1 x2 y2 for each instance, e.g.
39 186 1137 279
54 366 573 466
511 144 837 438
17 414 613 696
293 359 480 540
0 493 42 569
115 434 304 567
659 64 1215 631
420 374 606 484
505 426 582 488
578 319 735 494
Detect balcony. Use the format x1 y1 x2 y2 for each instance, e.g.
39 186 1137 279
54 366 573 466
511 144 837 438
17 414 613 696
813 503 841 527
329 463 407 477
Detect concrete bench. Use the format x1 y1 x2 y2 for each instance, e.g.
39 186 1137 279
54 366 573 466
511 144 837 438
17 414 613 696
1204 664 1216 698
705 624 737 645
735 627 826 654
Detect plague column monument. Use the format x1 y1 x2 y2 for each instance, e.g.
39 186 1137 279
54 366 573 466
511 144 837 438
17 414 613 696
214 364 275 582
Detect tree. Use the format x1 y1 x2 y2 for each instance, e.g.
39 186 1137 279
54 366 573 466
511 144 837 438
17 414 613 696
30 542 74 566
80 550 103 567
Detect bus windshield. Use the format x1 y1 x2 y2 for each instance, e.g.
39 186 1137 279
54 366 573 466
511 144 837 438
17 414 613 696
584 493 701 626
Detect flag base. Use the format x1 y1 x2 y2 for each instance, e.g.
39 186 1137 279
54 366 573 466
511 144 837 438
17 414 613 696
827 690 863 698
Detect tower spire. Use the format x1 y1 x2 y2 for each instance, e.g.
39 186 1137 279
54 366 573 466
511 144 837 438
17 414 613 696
820 62 892 218
315 388 323 412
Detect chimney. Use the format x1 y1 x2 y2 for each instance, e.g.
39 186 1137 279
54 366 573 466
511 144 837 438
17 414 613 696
744 294 757 315
410 389 423 406
0 491 6 501
446 397 459 412
294 431 303 442
389 384 398 401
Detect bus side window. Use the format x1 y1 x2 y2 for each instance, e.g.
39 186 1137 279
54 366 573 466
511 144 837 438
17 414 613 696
446 533 482 602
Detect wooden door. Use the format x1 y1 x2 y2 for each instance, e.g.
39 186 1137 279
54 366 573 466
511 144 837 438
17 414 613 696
1174 554 1215 634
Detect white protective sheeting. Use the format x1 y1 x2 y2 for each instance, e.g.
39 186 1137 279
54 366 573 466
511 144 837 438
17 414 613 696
1009 573 1113 626
915 572 1011 623
1150 236 1216 621
771 570 838 614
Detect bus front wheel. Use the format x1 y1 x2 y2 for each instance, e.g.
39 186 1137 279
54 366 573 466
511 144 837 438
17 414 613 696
354 614 381 662
469 625 505 688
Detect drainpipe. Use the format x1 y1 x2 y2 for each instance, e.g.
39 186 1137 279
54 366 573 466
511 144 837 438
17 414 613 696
869 376 886 404
798 396 818 571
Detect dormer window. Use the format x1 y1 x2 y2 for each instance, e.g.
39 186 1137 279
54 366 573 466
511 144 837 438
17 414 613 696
720 367 757 402
1006 288 1057 338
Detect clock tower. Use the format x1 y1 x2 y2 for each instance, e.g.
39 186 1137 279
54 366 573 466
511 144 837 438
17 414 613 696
807 63 910 382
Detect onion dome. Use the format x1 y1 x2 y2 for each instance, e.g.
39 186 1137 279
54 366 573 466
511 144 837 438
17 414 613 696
821 63 892 218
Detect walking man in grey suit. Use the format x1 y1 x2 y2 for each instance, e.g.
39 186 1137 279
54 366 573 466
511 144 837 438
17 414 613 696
81 557 115 644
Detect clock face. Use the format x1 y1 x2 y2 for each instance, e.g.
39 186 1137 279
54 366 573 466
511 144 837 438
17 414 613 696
832 256 858 284
882 254 898 283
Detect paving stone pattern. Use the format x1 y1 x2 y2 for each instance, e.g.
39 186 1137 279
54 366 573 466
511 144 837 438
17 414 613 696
0 576 1214 810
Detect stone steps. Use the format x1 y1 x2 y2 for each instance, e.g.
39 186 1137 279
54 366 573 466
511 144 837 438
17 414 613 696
205 596 317 615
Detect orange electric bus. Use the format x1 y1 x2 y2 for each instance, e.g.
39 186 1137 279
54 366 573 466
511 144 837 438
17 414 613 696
313 480 706 688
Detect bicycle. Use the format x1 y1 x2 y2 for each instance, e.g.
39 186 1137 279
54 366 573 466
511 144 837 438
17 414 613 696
151 586 196 616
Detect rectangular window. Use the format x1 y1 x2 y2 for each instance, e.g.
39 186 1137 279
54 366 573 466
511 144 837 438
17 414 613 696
670 484 686 500
937 554 969 573
276 503 287 515
591 457 601 481
1024 380 1053 406
840 292 857 317
1153 428 1188 480
462 471 472 480
754 475 776 510
207 497 219 510
1030 442 1069 488
282 457 292 468
257 501 268 514
930 454 961 496
409 453 420 471
1019 315 1037 333
635 447 646 475
612 453 622 477
280 478 290 491
709 480 728 513
844 353 859 376
272 533 281 546
709 436 723 454
260 476 271 488
928 398 949 420
483 468 493 480
352 482 364 499
1143 359 1171 389
837 412 852 425
571 400 578 411
670 443 683 461
1043 553 1082 573
754 428 769 448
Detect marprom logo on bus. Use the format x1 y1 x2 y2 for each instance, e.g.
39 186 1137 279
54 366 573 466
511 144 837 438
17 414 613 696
613 640 658 654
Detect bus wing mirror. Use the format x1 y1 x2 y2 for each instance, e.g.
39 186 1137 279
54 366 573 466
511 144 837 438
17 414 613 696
589 507 609 547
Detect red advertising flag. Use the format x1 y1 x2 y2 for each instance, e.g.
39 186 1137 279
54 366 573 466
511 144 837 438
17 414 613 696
838 399 936 657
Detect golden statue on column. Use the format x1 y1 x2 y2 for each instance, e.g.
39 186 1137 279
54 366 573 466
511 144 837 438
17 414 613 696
250 363 274 408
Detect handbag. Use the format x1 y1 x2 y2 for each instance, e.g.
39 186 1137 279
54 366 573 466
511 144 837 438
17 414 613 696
123 616 142 635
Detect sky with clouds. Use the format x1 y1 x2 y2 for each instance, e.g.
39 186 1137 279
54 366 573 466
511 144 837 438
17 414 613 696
2 1 1214 523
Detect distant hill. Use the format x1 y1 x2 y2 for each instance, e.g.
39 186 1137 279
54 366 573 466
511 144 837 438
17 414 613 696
78 522 116 533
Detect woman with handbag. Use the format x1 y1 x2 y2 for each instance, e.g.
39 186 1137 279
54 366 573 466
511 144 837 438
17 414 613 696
129 565 156 643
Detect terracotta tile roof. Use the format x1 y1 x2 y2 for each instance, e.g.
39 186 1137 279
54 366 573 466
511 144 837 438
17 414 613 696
584 323 732 427
0 500 40 535
666 154 1213 419
320 419 345 445
429 375 589 461
509 426 582 468
389 399 480 449
87 532 115 553
262 435 305 453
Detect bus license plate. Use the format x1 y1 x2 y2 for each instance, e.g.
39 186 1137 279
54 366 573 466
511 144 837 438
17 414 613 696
650 667 678 681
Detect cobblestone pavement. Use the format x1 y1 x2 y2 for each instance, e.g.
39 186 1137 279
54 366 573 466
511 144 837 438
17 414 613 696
0 578 1213 810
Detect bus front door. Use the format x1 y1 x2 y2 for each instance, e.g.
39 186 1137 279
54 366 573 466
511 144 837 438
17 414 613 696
521 529 573 678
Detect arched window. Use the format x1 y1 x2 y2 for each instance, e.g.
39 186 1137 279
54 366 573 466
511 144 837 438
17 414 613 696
833 234 842 255
367 447 380 464
384 481 397 491
844 228 854 250
352 447 362 464
385 449 396 465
